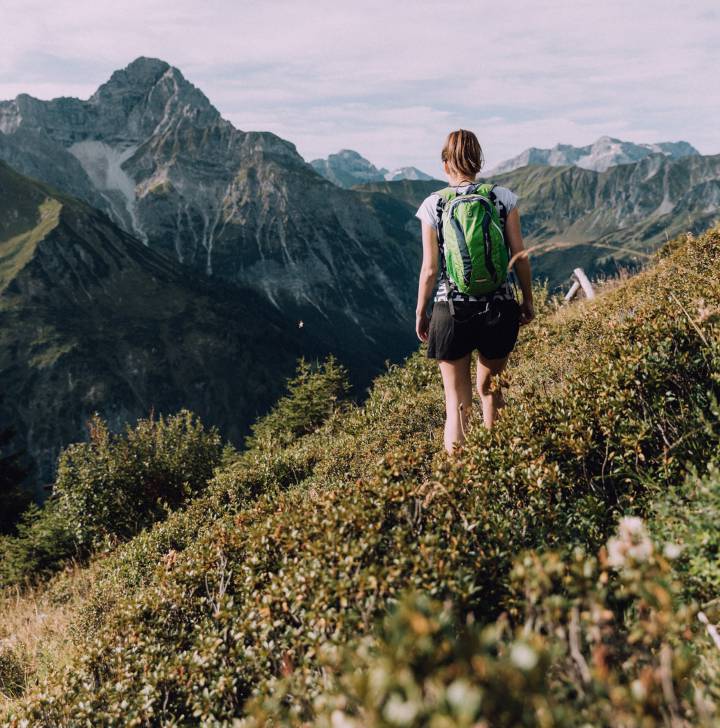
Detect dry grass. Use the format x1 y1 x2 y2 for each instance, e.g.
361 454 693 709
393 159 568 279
0 559 100 715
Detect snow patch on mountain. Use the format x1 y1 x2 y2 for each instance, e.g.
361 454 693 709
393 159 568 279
68 140 147 243
0 100 22 135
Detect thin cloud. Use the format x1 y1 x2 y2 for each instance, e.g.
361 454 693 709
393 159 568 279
1 0 717 175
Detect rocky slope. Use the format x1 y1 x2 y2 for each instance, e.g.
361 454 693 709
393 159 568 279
310 149 432 187
0 58 421 357
310 149 388 187
489 136 699 174
358 153 720 286
0 160 341 489
384 165 434 182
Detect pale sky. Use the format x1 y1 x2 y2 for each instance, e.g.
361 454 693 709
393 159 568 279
1 0 718 176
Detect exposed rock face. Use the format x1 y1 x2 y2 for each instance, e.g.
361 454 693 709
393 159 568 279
311 149 433 187
489 136 700 175
0 160 338 488
358 153 720 286
0 58 421 359
310 149 389 187
384 166 434 182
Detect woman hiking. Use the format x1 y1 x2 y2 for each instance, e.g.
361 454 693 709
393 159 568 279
415 129 534 454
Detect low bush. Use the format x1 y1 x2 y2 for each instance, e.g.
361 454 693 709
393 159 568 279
651 458 720 605
0 410 222 587
52 409 222 550
0 502 77 586
245 518 714 727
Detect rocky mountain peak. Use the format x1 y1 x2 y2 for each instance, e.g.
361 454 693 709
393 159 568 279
310 148 387 188
335 149 370 161
91 56 171 99
0 56 223 152
0 60 421 359
384 166 434 182
87 56 220 142
311 149 433 188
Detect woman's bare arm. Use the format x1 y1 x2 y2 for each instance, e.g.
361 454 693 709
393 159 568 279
505 208 534 324
415 221 439 341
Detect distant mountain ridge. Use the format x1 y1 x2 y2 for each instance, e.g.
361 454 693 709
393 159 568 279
358 151 720 286
310 149 433 188
489 136 700 174
0 57 436 492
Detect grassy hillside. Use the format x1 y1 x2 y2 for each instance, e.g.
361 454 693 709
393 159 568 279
3 225 720 725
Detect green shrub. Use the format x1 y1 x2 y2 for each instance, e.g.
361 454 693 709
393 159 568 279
651 458 720 605
244 591 557 727
507 521 707 727
245 518 712 727
1 410 224 588
53 410 223 550
0 502 76 586
246 356 350 449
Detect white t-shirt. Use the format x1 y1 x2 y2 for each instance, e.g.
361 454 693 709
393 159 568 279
415 184 519 302
415 184 518 229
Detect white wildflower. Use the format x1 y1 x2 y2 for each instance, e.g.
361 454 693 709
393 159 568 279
383 694 419 723
510 642 538 670
607 516 654 568
331 710 358 728
663 543 683 560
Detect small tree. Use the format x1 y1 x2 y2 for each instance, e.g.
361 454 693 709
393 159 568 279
246 356 351 449
0 501 76 585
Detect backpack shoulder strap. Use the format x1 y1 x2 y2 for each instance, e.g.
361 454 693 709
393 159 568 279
433 189 453 293
478 182 507 225
433 187 456 235
433 186 457 203
476 182 496 198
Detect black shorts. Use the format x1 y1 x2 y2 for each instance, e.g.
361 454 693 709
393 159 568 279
427 299 520 361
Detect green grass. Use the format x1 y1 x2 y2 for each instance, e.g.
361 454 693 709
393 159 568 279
0 198 61 292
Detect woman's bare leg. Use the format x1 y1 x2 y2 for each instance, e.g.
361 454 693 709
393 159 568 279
476 353 510 428
438 354 473 454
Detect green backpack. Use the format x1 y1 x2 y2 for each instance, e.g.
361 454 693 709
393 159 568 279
435 182 509 296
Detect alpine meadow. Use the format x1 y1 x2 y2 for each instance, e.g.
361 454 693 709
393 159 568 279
2 1 720 725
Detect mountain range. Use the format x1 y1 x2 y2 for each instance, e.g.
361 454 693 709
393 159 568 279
357 151 720 284
0 160 338 489
488 136 699 174
0 58 425 489
1 55 719 494
310 149 433 188
0 58 421 347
